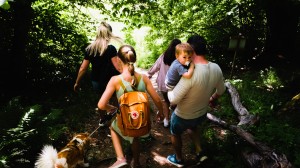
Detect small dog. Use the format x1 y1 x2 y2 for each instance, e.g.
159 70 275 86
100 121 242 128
35 133 91 168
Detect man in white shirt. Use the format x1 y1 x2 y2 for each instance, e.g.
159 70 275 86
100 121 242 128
167 35 226 167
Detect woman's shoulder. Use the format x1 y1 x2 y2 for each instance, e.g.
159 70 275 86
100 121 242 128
107 45 117 55
138 73 150 84
110 75 122 84
134 72 145 78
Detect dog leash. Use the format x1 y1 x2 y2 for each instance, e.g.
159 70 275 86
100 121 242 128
89 124 101 137
89 108 118 137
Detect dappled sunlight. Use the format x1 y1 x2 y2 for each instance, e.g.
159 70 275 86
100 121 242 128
152 151 170 166
20 108 35 126
255 67 283 91
152 129 164 137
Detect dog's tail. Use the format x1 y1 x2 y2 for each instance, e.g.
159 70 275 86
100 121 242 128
35 145 58 168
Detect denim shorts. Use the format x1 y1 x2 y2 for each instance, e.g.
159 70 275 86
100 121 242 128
170 112 206 135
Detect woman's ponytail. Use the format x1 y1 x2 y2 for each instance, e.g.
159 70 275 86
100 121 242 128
117 45 137 86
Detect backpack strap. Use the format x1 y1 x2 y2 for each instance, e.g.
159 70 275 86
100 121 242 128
119 74 142 92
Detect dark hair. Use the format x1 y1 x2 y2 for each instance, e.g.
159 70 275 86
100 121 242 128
118 45 137 76
187 34 207 55
163 39 181 66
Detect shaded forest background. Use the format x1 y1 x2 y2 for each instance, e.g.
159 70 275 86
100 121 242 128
0 0 300 167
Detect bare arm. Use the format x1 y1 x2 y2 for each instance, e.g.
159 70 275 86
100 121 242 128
74 59 90 92
182 62 194 79
147 54 163 78
111 56 122 73
209 66 226 107
143 74 164 122
168 77 191 104
98 76 118 111
211 75 226 100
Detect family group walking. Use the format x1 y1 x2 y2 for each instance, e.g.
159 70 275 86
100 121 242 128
74 21 226 168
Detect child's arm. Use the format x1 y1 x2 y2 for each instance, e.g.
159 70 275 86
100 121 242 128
182 62 194 79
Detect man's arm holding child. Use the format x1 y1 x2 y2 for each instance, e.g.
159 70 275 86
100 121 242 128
168 77 192 105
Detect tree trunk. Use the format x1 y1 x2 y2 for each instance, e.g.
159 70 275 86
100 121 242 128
225 82 259 125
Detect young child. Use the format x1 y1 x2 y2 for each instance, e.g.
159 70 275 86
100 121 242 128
165 42 194 91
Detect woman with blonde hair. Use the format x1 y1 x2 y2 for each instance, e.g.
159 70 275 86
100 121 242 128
74 21 123 97
98 45 164 168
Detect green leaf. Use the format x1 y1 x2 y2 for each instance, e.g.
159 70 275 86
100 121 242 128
0 0 10 10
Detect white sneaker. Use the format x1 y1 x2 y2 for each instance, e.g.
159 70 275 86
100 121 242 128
163 118 169 128
109 158 127 168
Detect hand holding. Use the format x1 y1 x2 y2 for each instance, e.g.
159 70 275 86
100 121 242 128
74 83 80 92
147 73 152 79
209 96 218 108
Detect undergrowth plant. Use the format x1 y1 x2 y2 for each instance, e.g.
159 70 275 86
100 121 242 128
0 86 96 167
205 69 299 167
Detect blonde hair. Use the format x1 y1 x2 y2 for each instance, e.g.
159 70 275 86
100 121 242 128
175 42 194 57
86 21 122 57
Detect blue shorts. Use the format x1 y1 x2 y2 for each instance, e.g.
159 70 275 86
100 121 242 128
170 112 206 135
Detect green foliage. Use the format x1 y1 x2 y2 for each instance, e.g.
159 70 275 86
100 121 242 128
0 94 86 167
1 0 299 167
0 102 42 167
124 28 136 46
252 119 300 167
212 70 299 167
25 0 104 96
0 87 98 167
107 0 267 70
225 70 284 117
255 67 284 90
202 124 243 167
0 97 25 129
255 120 300 152
0 0 10 10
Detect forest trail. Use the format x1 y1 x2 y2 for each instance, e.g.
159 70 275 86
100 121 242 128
84 67 200 168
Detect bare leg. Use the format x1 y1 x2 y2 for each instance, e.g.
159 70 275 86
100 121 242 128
110 127 125 160
162 92 171 119
188 127 202 154
170 134 183 161
131 137 140 167
162 100 170 120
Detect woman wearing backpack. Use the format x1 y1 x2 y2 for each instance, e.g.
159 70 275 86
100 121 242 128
97 45 164 168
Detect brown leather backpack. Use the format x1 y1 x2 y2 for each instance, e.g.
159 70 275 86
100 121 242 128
117 75 151 137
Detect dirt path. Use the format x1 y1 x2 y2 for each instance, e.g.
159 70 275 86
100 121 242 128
84 68 199 168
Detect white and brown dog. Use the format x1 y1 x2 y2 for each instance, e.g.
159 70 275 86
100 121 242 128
35 133 91 168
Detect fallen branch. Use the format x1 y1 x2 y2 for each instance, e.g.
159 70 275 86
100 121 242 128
207 113 292 168
225 81 259 125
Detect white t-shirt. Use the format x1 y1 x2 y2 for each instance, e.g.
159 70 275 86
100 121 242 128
168 62 226 119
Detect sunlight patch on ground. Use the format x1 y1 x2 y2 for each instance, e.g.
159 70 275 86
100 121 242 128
152 151 169 166
152 130 164 137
